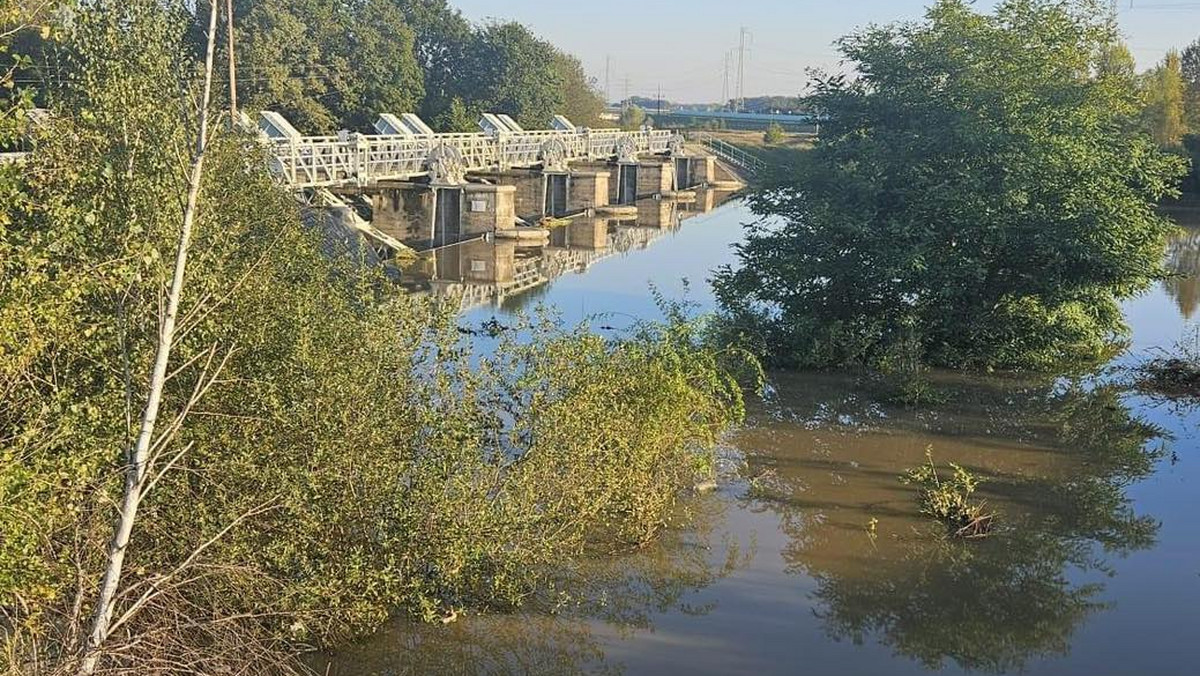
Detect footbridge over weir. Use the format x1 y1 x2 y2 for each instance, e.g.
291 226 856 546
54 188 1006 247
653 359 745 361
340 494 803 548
258 111 747 265
258 111 683 189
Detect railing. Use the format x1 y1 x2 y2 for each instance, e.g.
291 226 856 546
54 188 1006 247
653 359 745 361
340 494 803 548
687 131 767 176
269 127 676 188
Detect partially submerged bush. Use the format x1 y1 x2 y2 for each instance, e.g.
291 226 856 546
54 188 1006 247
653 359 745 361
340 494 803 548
903 449 995 538
1137 329 1200 400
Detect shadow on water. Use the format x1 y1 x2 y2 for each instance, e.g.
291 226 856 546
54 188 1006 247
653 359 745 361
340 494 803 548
739 371 1164 673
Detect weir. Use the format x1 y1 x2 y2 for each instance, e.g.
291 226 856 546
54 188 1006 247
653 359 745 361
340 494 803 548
253 111 745 264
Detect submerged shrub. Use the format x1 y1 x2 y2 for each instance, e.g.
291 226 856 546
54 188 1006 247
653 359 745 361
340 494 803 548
903 449 995 538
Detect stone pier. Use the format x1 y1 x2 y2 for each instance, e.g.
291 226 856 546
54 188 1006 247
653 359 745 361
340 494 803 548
567 218 610 250
636 160 675 200
461 184 517 235
480 171 545 219
372 187 435 241
680 155 717 188
568 171 610 211
637 199 678 229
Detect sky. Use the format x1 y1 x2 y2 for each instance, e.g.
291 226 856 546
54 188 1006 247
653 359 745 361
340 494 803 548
450 0 1200 104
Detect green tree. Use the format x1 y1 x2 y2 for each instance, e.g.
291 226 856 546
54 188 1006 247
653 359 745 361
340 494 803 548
1144 50 1188 147
553 50 605 128
231 0 423 132
714 0 1188 370
1182 37 1200 130
763 122 785 144
619 104 647 130
399 0 474 124
1096 40 1136 82
463 21 564 128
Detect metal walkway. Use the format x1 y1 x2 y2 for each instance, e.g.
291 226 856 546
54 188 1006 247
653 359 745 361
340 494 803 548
258 112 680 189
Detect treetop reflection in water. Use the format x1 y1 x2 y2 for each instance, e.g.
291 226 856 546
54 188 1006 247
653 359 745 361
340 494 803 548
1163 208 1200 319
739 371 1165 674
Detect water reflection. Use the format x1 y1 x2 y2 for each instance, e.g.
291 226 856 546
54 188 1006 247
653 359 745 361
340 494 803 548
740 373 1164 673
1164 226 1200 319
317 491 751 676
397 190 736 312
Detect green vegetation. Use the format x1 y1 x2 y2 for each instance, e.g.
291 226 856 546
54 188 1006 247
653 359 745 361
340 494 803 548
715 0 1189 370
903 449 994 538
1144 50 1189 148
0 1 746 672
1185 38 1200 131
13 0 607 134
762 122 785 145
619 104 648 130
240 1 608 132
1184 134 1200 192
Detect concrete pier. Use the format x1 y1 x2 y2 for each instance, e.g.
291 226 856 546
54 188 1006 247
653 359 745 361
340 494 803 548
568 171 610 212
461 184 517 235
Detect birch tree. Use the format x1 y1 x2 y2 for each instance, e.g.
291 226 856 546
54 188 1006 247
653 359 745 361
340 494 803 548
79 0 220 671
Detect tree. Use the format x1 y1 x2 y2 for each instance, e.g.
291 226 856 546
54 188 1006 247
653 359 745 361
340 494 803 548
553 50 605 128
714 0 1188 370
400 0 475 124
461 21 564 128
619 104 646 130
231 0 423 132
1144 50 1188 147
763 122 785 144
81 0 220 671
1182 37 1200 130
1096 40 1136 82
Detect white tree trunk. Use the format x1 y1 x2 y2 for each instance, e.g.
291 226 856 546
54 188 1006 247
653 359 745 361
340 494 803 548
79 2 221 673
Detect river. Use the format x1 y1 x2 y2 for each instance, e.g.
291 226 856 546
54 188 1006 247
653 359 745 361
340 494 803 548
319 198 1200 675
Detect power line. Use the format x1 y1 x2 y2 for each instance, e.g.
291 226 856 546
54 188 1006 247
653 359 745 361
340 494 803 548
736 27 752 112
604 54 611 106
722 50 731 109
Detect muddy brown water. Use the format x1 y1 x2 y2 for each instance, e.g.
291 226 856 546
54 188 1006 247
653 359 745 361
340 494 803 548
318 201 1200 675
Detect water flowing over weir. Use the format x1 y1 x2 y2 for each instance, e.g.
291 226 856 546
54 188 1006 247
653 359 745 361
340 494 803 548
316 203 1200 676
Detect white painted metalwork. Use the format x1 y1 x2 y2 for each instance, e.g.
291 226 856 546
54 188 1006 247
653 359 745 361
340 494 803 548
374 114 412 136
496 114 523 132
263 112 675 189
259 111 304 142
400 113 436 137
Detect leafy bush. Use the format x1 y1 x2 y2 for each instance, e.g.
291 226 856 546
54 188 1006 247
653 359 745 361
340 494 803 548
763 122 785 145
715 0 1188 371
903 449 994 538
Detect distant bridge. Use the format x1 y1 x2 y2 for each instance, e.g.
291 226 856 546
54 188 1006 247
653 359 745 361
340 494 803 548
646 108 816 132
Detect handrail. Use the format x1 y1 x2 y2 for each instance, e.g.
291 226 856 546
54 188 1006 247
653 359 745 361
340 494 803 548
686 131 767 176
268 127 678 189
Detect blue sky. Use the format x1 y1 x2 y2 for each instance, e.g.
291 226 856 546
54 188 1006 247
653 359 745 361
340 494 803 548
450 0 1200 103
